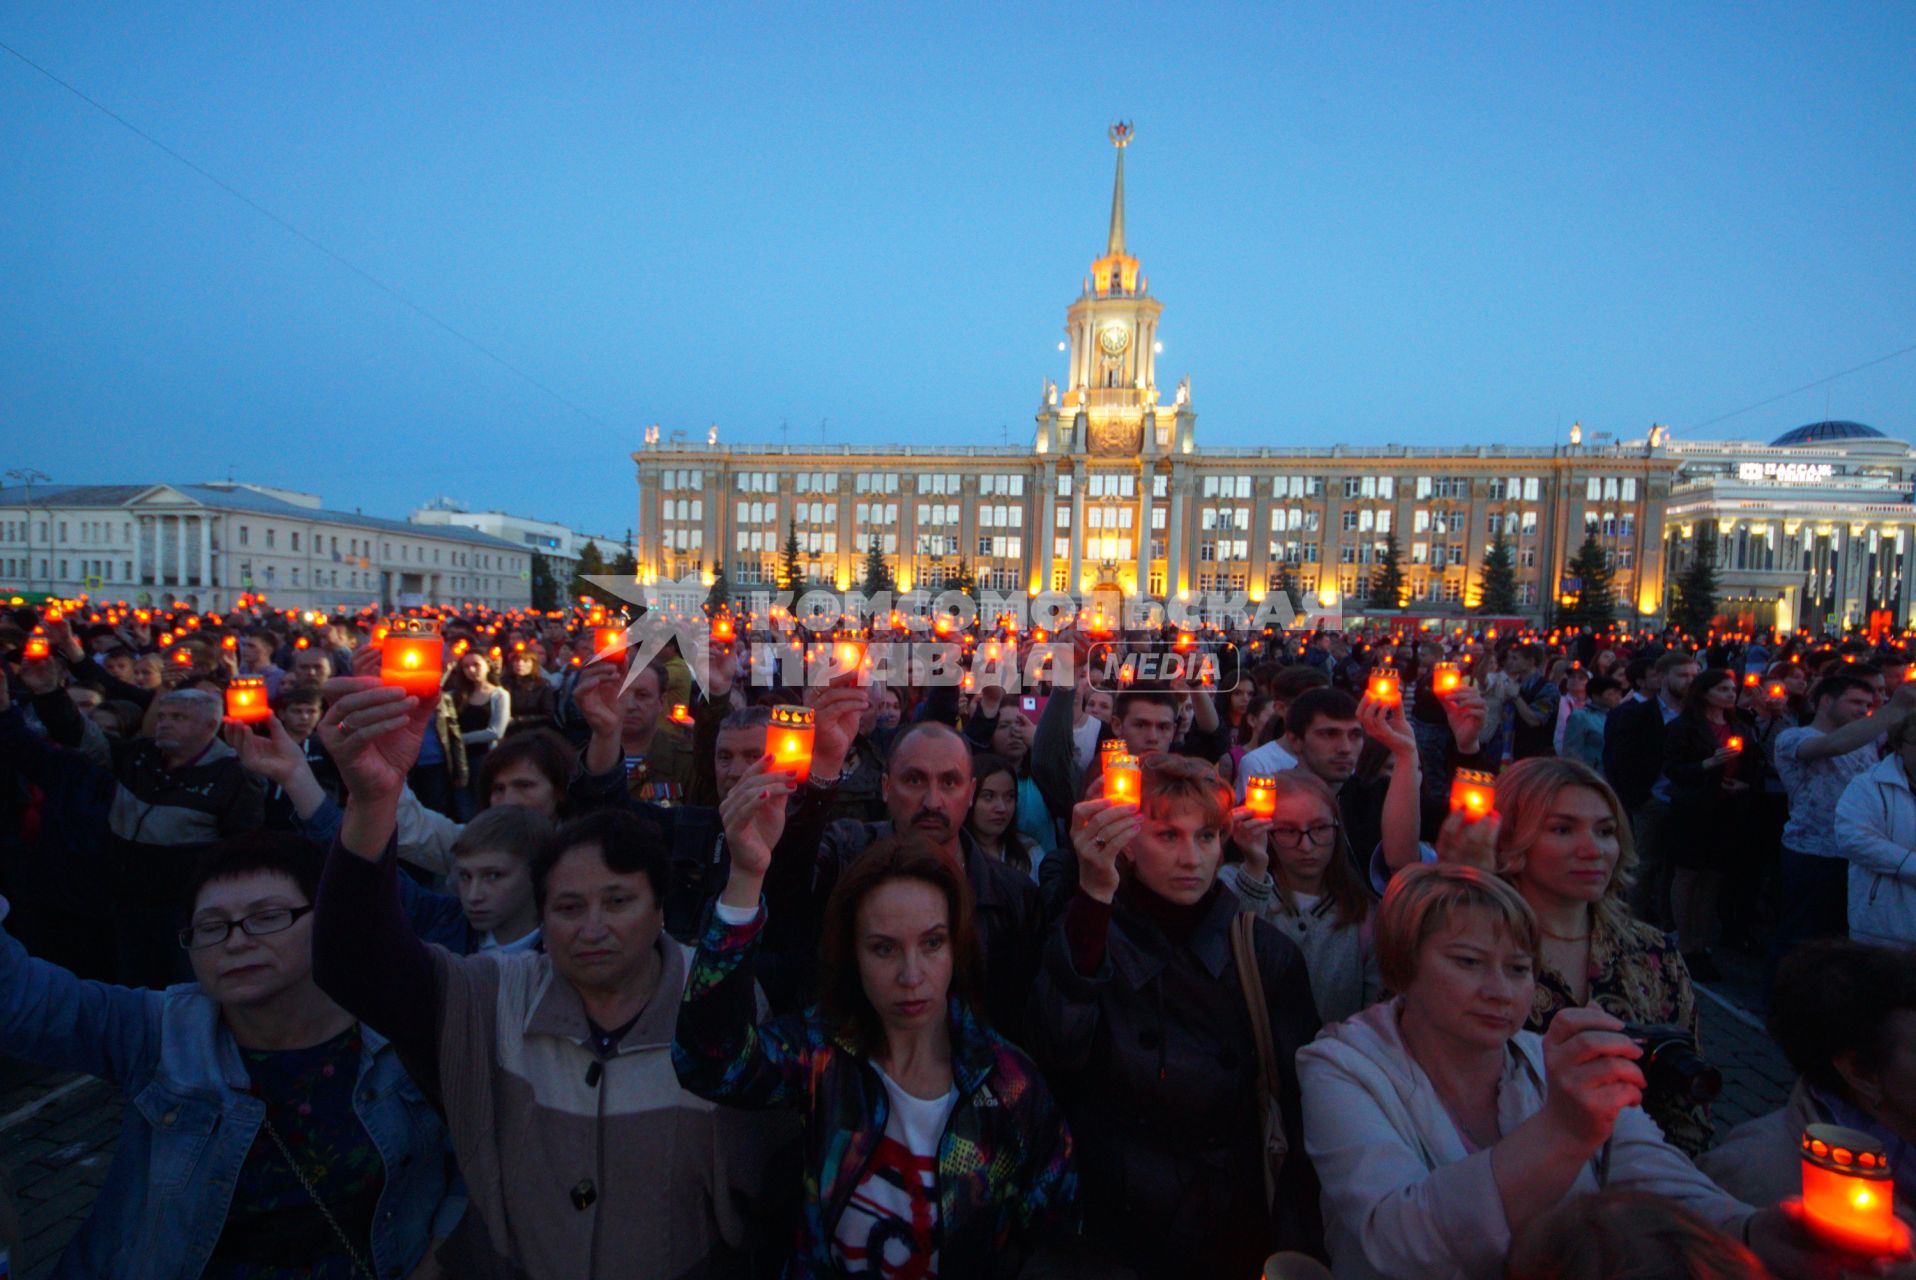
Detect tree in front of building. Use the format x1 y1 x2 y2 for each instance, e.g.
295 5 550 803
570 540 607 603
1669 529 1720 637
861 534 895 599
1477 533 1520 615
1367 533 1406 611
609 531 638 581
780 519 804 591
704 562 731 613
529 551 559 612
1562 530 1616 630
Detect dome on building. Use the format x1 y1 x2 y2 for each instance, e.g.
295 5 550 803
1769 420 1885 447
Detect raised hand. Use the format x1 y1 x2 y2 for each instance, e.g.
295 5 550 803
1071 796 1141 904
717 753 797 910
1433 808 1501 871
1228 807 1273 880
1436 682 1489 754
807 684 868 780
223 712 306 785
16 652 61 698
319 677 430 808
1539 1007 1644 1152
1357 692 1418 758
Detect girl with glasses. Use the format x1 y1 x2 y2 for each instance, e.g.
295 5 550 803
1224 770 1383 1024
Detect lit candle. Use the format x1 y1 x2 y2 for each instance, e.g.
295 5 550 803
1245 775 1278 821
1368 666 1401 706
593 625 627 669
380 622 444 699
669 703 694 727
1727 735 1744 752
1450 768 1497 819
171 648 193 669
1768 683 1786 699
769 705 816 784
1100 738 1130 769
23 636 50 661
1432 662 1462 694
712 615 736 644
1744 672 1760 687
833 640 866 684
44 606 61 624
1800 1124 1909 1257
221 634 238 652
1103 753 1142 804
225 676 271 724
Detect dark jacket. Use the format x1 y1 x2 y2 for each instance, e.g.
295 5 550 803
1027 886 1325 1275
1604 695 1674 812
672 905 1076 1279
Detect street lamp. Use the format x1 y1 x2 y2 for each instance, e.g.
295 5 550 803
6 468 51 593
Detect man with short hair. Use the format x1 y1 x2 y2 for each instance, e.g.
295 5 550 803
1232 665 1329 802
287 646 335 693
240 630 285 698
1769 674 1916 981
1500 643 1560 760
773 719 1043 1033
611 660 694 804
1604 649 1698 925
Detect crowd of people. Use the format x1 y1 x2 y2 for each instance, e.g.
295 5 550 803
0 594 1913 1279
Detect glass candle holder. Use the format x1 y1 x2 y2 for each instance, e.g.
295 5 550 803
1450 768 1497 819
1432 662 1462 694
1245 776 1278 821
1368 667 1401 705
380 622 444 699
1800 1124 1908 1257
225 676 271 724
769 705 816 784
1103 754 1142 804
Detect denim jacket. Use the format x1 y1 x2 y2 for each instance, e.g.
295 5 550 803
0 897 463 1279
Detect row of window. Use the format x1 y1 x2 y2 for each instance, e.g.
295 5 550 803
660 469 705 491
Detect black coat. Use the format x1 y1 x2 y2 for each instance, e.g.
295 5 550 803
1028 886 1324 1276
1603 695 1673 812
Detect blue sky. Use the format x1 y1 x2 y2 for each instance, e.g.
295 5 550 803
4 3 1913 537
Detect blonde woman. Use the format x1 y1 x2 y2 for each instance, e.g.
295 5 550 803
1297 865 1806 1280
1487 757 1709 1155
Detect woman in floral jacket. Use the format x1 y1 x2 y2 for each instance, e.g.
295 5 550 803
673 756 1075 1278
1490 757 1711 1154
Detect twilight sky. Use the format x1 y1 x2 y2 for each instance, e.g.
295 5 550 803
3 3 1913 538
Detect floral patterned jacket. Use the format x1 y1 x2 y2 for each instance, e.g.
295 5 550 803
672 904 1077 1278
1527 912 1713 1155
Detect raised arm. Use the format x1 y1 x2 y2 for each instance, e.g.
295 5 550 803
1360 693 1425 875
309 676 444 1068
1796 681 1916 761
0 896 160 1090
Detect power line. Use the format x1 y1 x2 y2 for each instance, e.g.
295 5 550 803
0 38 615 431
1686 339 1916 430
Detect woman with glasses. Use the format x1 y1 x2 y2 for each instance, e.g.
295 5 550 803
0 832 460 1278
1223 770 1383 1023
1029 752 1326 1275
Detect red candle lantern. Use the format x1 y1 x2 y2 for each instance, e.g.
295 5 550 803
1103 753 1142 805
711 615 736 644
1768 683 1786 699
669 703 694 727
380 622 444 699
1743 672 1760 687
1450 768 1497 819
1800 1124 1909 1257
769 705 816 784
1727 735 1744 753
832 640 866 684
23 635 50 661
593 625 627 669
44 606 61 624
1100 738 1130 770
225 676 271 724
1432 662 1462 694
1245 775 1278 821
170 648 193 669
1368 666 1401 706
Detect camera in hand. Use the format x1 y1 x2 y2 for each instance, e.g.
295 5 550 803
1621 1023 1722 1104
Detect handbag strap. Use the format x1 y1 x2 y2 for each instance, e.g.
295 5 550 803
258 1115 376 1280
1230 911 1284 1105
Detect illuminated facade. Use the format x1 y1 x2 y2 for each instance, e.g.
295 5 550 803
634 131 1913 626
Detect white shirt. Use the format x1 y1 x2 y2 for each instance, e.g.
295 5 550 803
1072 715 1105 773
831 1064 959 1276
1234 738 1300 802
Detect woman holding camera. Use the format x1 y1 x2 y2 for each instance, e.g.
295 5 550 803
1297 864 1809 1280
1476 757 1711 1155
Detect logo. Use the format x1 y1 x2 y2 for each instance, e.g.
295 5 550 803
1086 641 1241 693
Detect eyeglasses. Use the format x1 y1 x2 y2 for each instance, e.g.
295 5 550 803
1269 822 1340 849
178 904 314 950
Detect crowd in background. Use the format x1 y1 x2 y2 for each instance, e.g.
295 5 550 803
0 592 1913 1280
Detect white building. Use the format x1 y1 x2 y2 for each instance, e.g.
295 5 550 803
409 499 630 585
0 481 532 611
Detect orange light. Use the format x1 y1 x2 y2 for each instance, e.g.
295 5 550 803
23 636 50 661
1432 662 1461 694
1245 775 1278 821
1800 1124 1909 1257
221 635 238 651
380 623 444 699
225 677 271 724
593 626 626 667
1768 683 1785 699
1744 672 1760 687
1103 754 1142 804
1368 667 1401 706
669 703 694 727
711 615 735 644
295 636 310 650
44 606 61 624
171 648 193 667
159 631 174 647
769 705 816 784
1450 769 1497 819
1727 736 1744 753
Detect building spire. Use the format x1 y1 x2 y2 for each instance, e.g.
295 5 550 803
1106 121 1133 257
